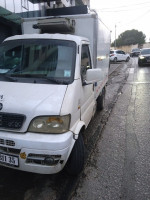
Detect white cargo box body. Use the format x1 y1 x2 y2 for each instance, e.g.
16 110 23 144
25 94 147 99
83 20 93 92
22 12 111 95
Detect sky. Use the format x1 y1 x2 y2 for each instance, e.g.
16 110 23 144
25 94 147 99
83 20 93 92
90 0 150 43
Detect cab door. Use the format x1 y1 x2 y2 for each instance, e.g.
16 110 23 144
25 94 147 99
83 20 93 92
121 50 126 61
80 43 95 127
116 50 122 61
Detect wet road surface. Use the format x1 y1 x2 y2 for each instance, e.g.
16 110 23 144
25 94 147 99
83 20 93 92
1 58 149 200
71 58 150 200
0 61 125 200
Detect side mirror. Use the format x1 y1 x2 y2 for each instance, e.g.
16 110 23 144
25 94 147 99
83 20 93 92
83 69 102 85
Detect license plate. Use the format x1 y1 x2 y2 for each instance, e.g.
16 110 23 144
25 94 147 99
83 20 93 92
147 60 150 62
0 153 19 167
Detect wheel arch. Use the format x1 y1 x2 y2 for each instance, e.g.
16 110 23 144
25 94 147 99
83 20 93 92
96 86 106 111
73 121 86 140
64 122 86 175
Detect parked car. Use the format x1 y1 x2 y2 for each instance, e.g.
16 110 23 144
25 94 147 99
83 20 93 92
110 50 130 62
130 48 140 57
138 48 150 66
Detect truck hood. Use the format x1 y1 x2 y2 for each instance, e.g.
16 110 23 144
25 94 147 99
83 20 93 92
141 54 150 57
0 82 67 117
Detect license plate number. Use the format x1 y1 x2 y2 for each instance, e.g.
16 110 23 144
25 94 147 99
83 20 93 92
0 153 19 167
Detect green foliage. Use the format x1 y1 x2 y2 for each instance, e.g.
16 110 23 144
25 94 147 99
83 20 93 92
111 29 146 47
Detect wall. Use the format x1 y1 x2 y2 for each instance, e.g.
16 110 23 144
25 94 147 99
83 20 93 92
82 0 90 6
143 43 150 48
0 22 12 43
112 43 150 53
0 0 41 14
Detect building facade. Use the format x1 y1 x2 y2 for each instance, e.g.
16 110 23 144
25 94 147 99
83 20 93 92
0 0 88 43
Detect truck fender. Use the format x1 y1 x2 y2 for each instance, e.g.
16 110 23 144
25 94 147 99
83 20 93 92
63 121 85 168
73 121 85 140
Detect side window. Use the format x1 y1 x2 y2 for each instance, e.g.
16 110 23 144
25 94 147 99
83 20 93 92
117 51 121 54
81 45 92 82
4 46 21 70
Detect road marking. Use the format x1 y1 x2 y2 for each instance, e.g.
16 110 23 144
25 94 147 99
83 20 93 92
138 68 150 73
128 68 134 73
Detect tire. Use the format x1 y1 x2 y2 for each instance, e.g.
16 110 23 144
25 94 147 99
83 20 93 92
65 134 85 176
138 63 142 67
97 88 105 111
126 57 130 62
114 57 117 63
138 60 143 67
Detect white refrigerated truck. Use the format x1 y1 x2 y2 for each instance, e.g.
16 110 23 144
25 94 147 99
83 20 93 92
0 9 110 175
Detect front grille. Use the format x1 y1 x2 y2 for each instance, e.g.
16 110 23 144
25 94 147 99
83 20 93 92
0 112 25 130
0 138 4 145
6 140 15 146
0 146 20 155
0 138 15 146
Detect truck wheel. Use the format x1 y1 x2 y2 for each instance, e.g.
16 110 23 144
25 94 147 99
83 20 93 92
97 88 105 111
114 57 117 63
109 60 110 69
65 134 85 176
126 57 130 62
138 62 142 67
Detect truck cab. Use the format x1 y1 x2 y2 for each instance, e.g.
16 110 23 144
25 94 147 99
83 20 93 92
0 33 102 175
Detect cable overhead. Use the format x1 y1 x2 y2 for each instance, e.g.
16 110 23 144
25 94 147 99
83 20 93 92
117 9 150 28
98 1 150 11
99 7 150 13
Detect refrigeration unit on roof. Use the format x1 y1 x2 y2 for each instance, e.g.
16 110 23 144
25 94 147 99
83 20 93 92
33 17 75 33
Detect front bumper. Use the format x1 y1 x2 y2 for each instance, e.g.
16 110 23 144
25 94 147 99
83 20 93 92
138 58 150 65
131 52 140 57
110 56 115 61
0 131 74 174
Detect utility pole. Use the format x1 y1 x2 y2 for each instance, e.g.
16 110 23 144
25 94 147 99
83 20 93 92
115 24 116 50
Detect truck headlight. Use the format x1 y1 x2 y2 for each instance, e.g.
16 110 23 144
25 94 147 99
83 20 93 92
139 56 145 59
28 115 70 134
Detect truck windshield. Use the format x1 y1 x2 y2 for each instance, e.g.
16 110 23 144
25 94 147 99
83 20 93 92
0 39 76 84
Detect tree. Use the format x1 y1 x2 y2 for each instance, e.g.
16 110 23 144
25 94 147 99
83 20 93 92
111 29 146 47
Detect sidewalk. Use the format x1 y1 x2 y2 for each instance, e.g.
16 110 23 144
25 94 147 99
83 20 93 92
71 65 150 200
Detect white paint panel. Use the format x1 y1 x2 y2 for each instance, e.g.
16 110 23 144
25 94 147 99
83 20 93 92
0 82 67 132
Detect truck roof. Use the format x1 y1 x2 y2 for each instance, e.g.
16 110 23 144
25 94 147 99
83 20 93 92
4 33 89 44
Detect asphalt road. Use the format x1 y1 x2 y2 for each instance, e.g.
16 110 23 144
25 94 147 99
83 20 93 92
1 58 149 200
71 58 150 200
0 61 127 200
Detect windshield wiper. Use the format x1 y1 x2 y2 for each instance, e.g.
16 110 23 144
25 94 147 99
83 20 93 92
11 74 35 78
9 74 69 84
0 74 17 82
45 77 69 85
